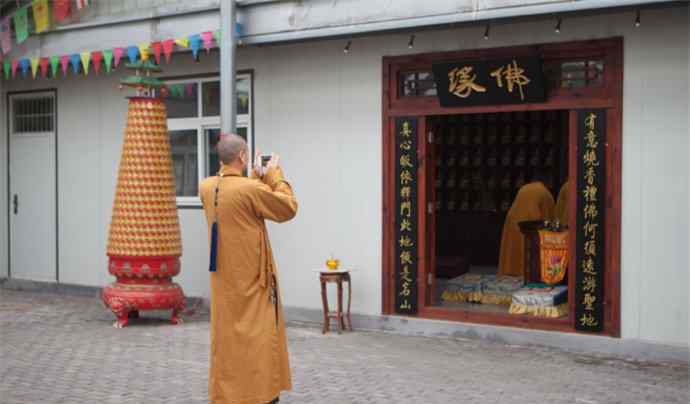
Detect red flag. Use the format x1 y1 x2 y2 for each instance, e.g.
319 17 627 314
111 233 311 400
91 51 102 74
11 59 18 78
54 0 70 22
39 57 49 78
162 39 174 64
151 42 162 65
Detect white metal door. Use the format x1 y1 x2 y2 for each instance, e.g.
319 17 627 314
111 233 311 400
8 92 57 282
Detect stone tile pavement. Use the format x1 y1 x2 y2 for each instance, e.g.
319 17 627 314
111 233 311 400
0 289 688 404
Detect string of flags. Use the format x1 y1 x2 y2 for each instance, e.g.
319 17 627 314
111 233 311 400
2 27 240 81
1 0 91 56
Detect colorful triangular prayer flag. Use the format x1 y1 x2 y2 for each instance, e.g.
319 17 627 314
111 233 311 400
162 39 174 64
201 31 214 53
39 57 49 78
126 46 138 64
138 43 150 61
69 53 80 74
113 47 124 67
151 42 162 65
11 59 19 78
185 83 195 97
0 18 11 54
189 34 201 60
13 6 30 44
19 58 31 77
53 0 70 22
174 37 189 49
4 61 11 80
213 30 220 47
50 55 59 77
32 0 50 34
30 57 40 78
91 51 102 74
80 51 91 75
60 55 69 75
102 49 113 72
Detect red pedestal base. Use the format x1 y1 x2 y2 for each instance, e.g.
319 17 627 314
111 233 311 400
102 256 185 328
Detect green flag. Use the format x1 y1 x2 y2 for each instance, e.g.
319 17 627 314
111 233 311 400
50 56 59 77
103 49 113 73
13 6 29 44
214 30 221 46
3 61 10 80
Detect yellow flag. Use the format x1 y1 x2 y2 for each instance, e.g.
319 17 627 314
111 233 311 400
30 57 40 78
138 43 150 61
32 0 50 33
174 38 189 48
80 51 91 75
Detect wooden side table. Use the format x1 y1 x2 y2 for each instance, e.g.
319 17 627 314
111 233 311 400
318 270 352 334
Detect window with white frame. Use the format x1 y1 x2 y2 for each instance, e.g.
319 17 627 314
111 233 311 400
165 74 252 206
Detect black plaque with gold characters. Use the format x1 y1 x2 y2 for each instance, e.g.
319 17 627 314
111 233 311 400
394 117 418 315
575 109 606 333
432 57 546 107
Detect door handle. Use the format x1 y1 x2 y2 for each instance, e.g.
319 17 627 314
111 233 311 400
13 194 18 215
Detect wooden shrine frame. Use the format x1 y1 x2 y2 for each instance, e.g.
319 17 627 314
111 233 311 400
382 37 622 336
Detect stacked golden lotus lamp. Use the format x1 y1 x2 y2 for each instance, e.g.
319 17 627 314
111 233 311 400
102 61 185 328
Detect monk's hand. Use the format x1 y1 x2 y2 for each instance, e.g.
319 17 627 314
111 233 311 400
267 153 280 170
263 154 282 186
252 150 263 178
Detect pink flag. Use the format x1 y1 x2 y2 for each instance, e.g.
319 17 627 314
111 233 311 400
91 51 102 74
60 55 70 75
151 42 162 65
39 58 49 78
201 31 214 53
113 47 124 67
11 59 19 78
0 18 11 55
75 0 89 10
185 83 195 97
162 39 174 64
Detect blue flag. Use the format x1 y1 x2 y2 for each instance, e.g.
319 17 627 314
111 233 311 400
19 58 30 77
189 34 202 60
69 54 81 74
127 46 139 64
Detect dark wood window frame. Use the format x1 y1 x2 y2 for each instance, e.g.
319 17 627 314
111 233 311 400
382 37 622 336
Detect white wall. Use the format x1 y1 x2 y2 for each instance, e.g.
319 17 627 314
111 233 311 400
2 5 688 346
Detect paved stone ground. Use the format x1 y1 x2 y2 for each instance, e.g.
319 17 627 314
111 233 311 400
0 289 687 404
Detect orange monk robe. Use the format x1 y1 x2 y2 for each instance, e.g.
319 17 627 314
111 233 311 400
554 179 569 226
200 164 298 404
498 181 555 277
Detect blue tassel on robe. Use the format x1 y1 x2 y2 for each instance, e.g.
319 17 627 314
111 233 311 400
209 221 218 272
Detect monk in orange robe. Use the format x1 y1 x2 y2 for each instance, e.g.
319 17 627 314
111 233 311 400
554 179 569 226
200 134 297 404
498 177 555 277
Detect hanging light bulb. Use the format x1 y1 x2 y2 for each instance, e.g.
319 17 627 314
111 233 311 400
483 24 490 40
634 10 641 27
343 40 351 54
408 34 415 49
554 18 562 34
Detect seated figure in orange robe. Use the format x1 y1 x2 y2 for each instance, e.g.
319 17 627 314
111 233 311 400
498 176 555 277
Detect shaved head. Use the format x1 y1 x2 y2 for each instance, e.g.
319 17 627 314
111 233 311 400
217 134 247 165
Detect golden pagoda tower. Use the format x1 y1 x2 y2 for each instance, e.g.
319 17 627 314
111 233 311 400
102 61 185 328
